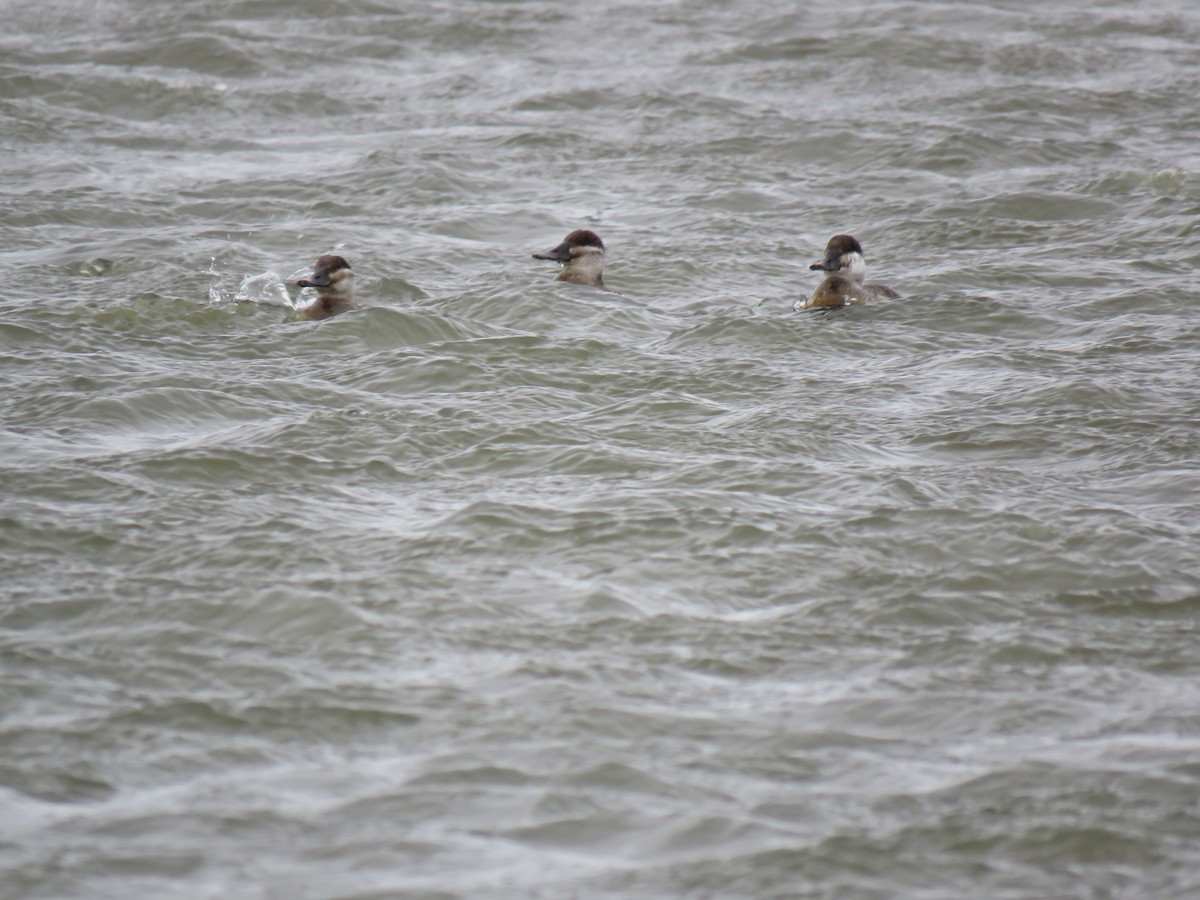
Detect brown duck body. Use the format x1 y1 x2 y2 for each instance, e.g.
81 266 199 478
296 254 358 320
805 275 900 309
795 234 898 311
298 294 359 321
533 229 607 288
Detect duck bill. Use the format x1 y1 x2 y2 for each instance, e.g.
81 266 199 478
809 255 839 272
532 242 572 262
297 266 331 288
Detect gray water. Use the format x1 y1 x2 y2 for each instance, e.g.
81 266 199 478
3 0 1200 897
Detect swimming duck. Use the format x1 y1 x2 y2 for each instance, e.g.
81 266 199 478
795 234 898 310
533 229 606 288
296 255 358 320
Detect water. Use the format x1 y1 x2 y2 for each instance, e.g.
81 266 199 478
3 0 1200 896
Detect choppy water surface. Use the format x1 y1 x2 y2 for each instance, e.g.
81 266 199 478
3 0 1200 896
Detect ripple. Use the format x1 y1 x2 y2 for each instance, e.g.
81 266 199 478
4 0 1200 896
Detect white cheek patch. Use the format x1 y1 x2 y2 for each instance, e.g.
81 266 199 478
568 247 605 271
841 252 867 279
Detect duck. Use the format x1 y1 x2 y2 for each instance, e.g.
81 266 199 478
532 229 606 288
296 255 358 320
795 234 898 311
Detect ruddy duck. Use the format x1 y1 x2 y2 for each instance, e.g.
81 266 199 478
296 254 358 320
795 234 898 311
533 229 606 288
